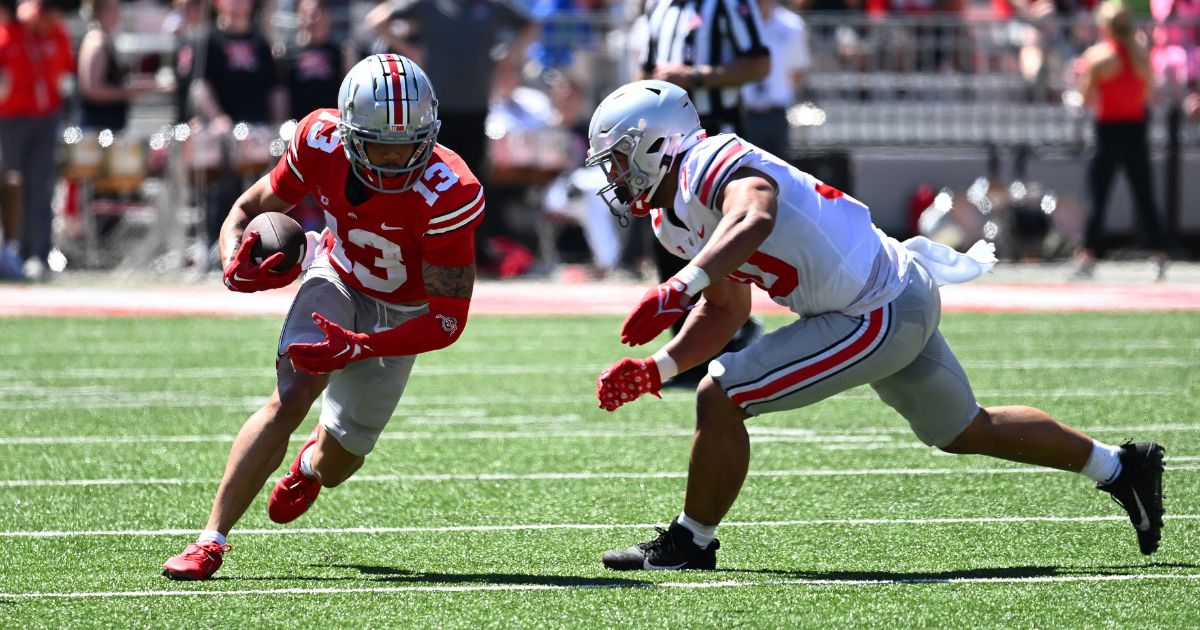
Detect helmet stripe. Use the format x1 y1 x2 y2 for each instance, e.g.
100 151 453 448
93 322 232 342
402 57 416 130
384 54 402 128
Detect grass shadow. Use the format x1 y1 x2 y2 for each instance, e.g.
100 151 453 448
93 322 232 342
729 562 1200 583
319 564 655 588
729 565 1064 583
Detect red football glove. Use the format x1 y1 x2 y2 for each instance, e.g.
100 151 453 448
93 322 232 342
286 313 375 374
597 357 663 412
620 277 695 346
222 231 302 293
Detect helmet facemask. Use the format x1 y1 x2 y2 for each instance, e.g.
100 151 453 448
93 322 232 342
341 119 441 194
585 129 672 227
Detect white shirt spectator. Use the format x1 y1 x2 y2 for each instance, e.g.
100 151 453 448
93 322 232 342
742 3 810 111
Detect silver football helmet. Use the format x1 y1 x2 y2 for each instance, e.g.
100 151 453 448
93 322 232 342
585 80 704 224
338 54 441 193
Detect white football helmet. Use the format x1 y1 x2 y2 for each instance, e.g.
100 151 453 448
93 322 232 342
338 54 441 193
585 80 704 224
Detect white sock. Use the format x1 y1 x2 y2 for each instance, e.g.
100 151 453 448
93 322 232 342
677 511 718 549
197 530 227 546
298 442 317 478
1080 440 1123 485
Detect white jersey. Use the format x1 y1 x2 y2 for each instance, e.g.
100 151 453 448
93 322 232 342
653 134 912 317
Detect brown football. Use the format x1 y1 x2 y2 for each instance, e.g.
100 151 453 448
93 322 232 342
246 212 305 273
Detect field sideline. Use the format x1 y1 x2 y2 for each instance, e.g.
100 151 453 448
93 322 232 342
0 281 1197 626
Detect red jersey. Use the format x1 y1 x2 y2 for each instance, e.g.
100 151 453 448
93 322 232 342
269 109 485 304
0 20 73 116
1095 40 1148 123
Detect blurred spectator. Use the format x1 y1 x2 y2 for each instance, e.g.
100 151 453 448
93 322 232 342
282 0 350 121
794 0 867 72
189 0 282 130
483 62 556 276
1075 1 1166 279
743 0 809 157
180 0 284 257
528 0 606 70
0 0 73 280
366 0 539 273
279 0 349 233
162 0 206 39
539 70 627 276
1005 0 1097 99
77 0 161 132
0 0 17 279
865 0 966 73
1150 0 1200 109
630 0 770 386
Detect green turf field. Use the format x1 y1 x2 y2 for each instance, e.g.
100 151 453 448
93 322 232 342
0 312 1197 627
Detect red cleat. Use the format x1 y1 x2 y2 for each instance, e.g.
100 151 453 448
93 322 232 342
162 541 230 581
268 431 322 524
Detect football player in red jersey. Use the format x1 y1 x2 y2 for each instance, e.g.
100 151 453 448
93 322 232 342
163 54 485 581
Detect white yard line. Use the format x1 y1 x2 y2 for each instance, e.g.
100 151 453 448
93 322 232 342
0 386 1187 411
4 572 1200 599
4 514 1199 539
0 429 886 445
5 422 1200 446
2 338 1196 357
3 465 1197 488
1 357 1194 381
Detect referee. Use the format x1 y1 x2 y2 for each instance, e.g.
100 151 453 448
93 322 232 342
630 0 771 386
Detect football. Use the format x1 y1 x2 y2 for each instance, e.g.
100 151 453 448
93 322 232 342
246 212 305 273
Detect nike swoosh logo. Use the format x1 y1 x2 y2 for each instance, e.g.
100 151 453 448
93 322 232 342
1132 490 1151 531
380 223 404 231
332 346 351 359
232 272 253 283
643 558 687 570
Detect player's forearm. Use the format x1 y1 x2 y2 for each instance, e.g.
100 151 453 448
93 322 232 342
659 300 747 374
363 296 470 356
690 211 773 281
219 205 253 270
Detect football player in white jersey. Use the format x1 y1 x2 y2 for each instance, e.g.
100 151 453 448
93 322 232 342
588 80 1165 570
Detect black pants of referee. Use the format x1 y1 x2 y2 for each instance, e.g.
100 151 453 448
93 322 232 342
1085 120 1165 256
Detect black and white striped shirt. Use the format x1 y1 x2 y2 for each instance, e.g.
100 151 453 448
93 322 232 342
633 0 769 130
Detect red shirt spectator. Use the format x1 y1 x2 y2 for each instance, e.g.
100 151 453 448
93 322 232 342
0 4 73 117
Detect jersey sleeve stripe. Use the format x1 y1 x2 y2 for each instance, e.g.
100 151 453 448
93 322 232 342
699 142 747 206
690 137 737 199
428 188 485 226
286 151 304 183
425 204 484 235
708 147 753 205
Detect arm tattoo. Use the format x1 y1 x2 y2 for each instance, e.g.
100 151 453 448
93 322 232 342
422 261 475 300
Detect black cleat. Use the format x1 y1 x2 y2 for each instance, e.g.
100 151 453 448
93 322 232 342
602 519 719 571
1097 441 1165 555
